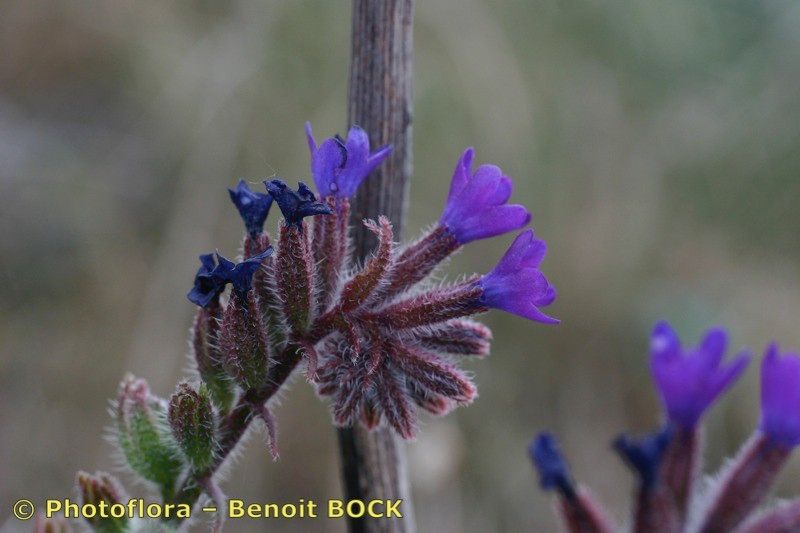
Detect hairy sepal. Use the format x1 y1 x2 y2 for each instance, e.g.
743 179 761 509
192 305 236 414
373 281 485 330
219 291 271 391
385 224 460 297
413 319 492 357
314 197 351 308
275 222 314 333
338 216 395 312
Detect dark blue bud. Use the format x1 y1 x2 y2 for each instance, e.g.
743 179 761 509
530 432 575 500
187 249 273 308
612 426 673 491
187 253 226 308
264 179 333 228
228 180 273 236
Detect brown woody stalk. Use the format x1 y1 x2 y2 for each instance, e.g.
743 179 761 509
338 1 416 532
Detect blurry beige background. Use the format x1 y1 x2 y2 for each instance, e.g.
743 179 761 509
3 1 800 531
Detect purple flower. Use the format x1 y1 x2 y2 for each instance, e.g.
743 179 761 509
530 432 575 498
439 148 531 244
650 322 751 430
228 180 273 236
265 179 333 227
613 427 673 490
477 229 558 324
187 250 272 307
759 343 800 448
305 122 392 198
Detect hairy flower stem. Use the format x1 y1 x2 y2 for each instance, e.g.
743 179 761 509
170 345 303 512
315 197 350 309
632 485 679 533
737 498 800 532
699 433 790 532
556 486 616 533
659 426 701 520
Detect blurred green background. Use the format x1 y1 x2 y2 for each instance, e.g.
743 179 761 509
2 1 800 531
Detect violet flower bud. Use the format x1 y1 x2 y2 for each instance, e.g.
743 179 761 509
228 179 273 237
305 122 392 198
759 342 800 448
265 179 333 228
168 383 216 472
650 321 750 430
439 148 531 244
476 229 558 324
76 471 128 532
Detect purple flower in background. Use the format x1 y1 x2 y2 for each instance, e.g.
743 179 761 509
530 433 575 498
759 343 800 448
228 180 273 236
439 148 531 244
476 229 558 324
305 122 392 198
650 322 751 430
613 427 673 490
187 250 272 307
265 179 333 227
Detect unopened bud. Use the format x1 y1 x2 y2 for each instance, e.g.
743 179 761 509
192 306 235 412
115 374 183 499
274 222 315 332
168 383 216 472
33 514 72 533
219 292 270 390
76 471 128 532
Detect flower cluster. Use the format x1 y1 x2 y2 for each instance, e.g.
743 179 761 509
72 123 557 531
530 322 800 533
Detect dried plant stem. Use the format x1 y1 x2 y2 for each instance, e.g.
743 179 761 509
339 1 416 532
